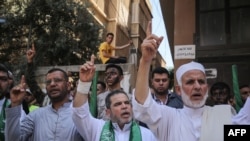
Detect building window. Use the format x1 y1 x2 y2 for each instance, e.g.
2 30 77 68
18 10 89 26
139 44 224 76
197 0 250 46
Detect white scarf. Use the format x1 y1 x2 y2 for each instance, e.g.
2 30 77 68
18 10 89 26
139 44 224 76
200 105 236 141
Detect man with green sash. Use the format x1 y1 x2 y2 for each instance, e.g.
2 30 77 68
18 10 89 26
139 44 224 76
0 64 11 141
72 56 157 141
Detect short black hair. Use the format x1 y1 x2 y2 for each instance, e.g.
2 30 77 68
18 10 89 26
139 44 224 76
105 63 123 75
47 68 68 81
97 81 106 90
239 84 250 90
105 89 129 109
151 67 170 79
106 32 114 37
0 63 9 77
210 82 231 95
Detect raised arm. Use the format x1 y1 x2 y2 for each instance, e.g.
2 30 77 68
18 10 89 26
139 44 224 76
73 55 96 107
9 76 27 107
135 21 163 104
6 75 31 141
115 40 132 50
72 55 105 141
25 44 45 106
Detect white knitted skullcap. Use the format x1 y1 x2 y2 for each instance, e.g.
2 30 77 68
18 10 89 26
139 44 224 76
176 61 205 84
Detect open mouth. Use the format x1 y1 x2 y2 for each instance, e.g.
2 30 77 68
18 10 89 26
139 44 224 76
121 112 130 118
192 93 203 100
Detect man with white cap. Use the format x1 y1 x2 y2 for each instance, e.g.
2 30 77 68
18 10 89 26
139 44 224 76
132 21 250 141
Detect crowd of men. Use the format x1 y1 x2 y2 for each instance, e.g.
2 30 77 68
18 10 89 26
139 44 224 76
0 21 250 141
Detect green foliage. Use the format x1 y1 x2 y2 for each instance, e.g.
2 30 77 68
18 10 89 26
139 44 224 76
0 0 103 70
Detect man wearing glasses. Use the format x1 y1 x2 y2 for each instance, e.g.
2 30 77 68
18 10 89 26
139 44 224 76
5 47 84 141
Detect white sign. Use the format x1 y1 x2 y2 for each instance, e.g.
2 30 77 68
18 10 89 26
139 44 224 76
174 45 195 59
205 68 217 79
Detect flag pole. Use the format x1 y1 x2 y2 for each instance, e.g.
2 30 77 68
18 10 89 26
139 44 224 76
232 65 243 113
89 71 98 117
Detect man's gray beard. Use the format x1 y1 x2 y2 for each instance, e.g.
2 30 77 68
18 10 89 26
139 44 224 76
181 88 208 108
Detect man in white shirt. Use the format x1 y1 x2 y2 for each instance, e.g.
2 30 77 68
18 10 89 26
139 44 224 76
132 21 250 141
72 56 157 141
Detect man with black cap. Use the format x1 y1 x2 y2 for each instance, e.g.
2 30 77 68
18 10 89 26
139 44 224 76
132 21 250 141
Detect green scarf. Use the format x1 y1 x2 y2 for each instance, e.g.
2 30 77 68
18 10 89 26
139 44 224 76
100 120 142 141
0 98 10 141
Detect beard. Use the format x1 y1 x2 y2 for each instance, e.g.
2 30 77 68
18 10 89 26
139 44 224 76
153 87 168 95
181 88 208 108
106 76 120 87
48 90 69 103
110 112 132 127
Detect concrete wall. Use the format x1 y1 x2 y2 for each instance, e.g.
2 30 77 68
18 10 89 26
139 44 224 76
35 63 136 94
86 0 166 89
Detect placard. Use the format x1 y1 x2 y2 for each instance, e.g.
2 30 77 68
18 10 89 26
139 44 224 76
205 68 217 79
174 45 195 59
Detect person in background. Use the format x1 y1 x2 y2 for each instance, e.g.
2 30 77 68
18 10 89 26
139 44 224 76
206 82 234 107
98 32 132 64
150 66 183 108
0 64 11 141
25 44 46 106
24 88 39 112
132 21 250 141
7 69 30 115
0 64 30 141
138 66 183 128
97 80 106 95
72 56 157 141
239 84 250 105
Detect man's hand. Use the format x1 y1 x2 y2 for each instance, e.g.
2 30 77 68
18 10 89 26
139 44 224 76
10 75 27 107
73 55 96 107
134 21 164 104
79 54 96 82
128 40 133 45
26 43 36 63
140 21 163 62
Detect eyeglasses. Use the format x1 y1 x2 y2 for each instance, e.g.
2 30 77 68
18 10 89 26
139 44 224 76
45 78 65 85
